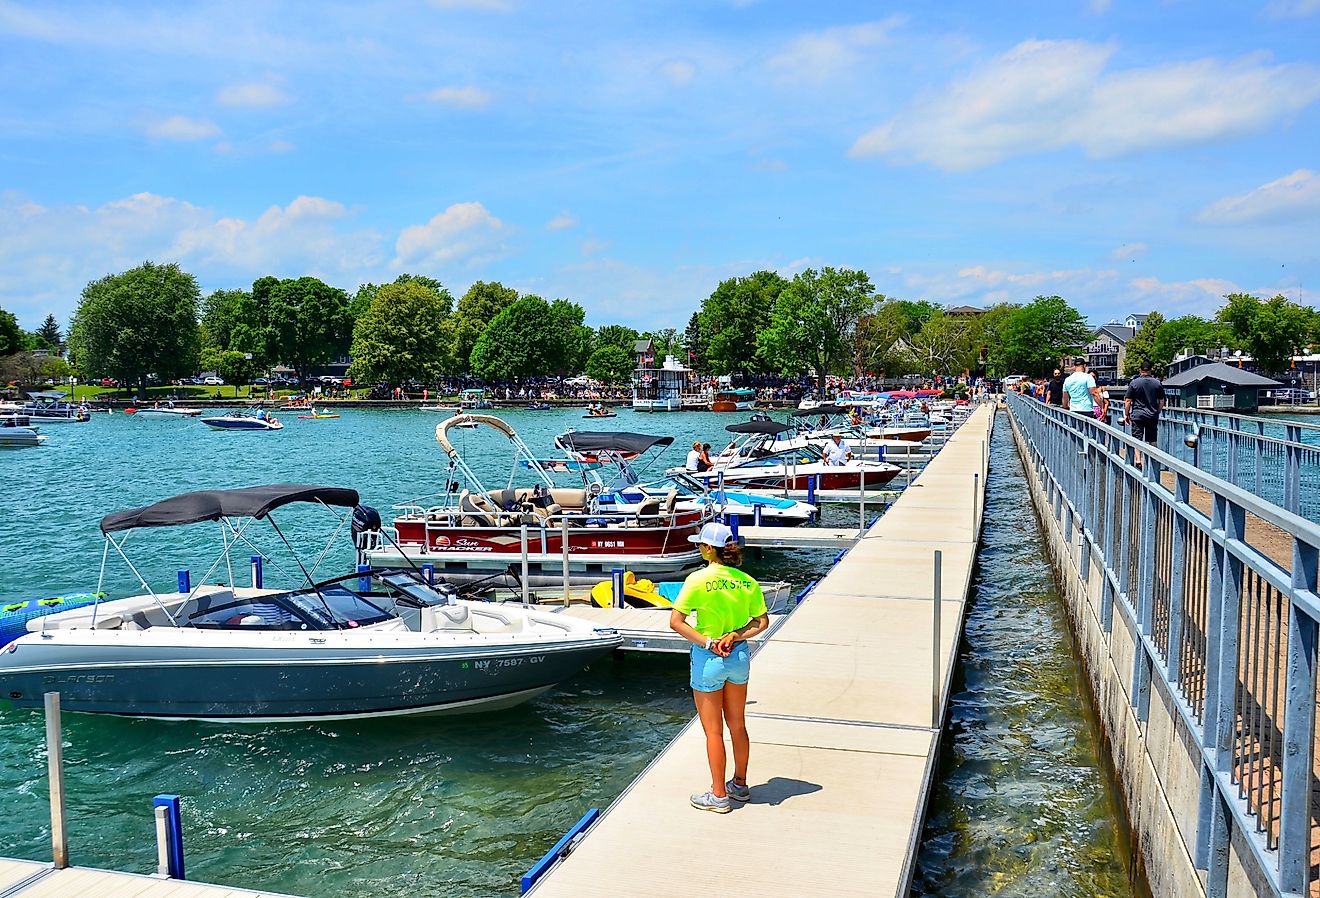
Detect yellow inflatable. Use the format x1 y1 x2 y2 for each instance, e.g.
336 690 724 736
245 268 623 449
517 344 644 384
590 571 674 609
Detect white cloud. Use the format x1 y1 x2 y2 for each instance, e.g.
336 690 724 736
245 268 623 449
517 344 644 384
580 237 610 256
1090 0 1113 12
545 213 577 232
1267 0 1320 17
146 115 221 141
266 139 296 154
421 86 493 109
659 59 696 86
851 41 1320 169
769 17 906 83
430 0 512 9
393 202 510 269
1109 242 1149 261
1198 170 1320 225
216 82 291 108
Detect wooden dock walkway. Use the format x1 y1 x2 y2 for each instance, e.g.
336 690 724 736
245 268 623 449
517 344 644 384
527 404 993 898
738 525 859 549
0 860 299 897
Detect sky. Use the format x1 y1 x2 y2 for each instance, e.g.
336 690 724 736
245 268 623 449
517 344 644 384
1 0 1318 332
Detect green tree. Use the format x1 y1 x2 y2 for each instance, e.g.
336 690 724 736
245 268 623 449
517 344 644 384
200 288 272 369
585 344 634 383
469 296 562 380
992 295 1090 376
349 280 452 385
1217 293 1315 374
215 350 256 396
594 324 640 353
37 314 62 349
1121 312 1166 377
646 327 681 359
758 267 875 396
1150 315 1230 369
700 271 786 375
853 298 912 376
683 312 704 370
0 308 22 356
550 299 593 373
68 261 201 396
255 276 353 382
447 281 518 372
902 311 979 375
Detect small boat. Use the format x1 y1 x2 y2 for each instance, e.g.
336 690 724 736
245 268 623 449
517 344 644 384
201 411 284 431
459 388 492 410
0 485 620 720
525 401 552 411
590 572 792 612
296 408 340 420
19 391 90 424
711 387 758 412
583 406 617 418
419 405 460 413
679 420 902 491
0 415 46 448
127 406 201 419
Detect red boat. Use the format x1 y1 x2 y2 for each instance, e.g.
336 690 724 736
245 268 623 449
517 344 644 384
360 415 709 587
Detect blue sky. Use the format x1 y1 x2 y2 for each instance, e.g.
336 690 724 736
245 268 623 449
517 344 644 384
1 0 1318 331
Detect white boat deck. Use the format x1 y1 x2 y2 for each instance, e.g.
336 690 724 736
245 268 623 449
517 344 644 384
527 403 994 898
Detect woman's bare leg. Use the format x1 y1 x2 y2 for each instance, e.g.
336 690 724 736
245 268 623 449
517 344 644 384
723 681 750 784
693 689 727 796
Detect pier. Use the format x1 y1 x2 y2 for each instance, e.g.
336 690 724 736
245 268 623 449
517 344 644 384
526 404 993 897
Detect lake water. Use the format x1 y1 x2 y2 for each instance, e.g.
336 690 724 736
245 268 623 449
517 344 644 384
0 407 1142 896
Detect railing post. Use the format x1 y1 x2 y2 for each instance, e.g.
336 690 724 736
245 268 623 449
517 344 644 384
44 692 68 869
611 567 626 609
1279 538 1319 892
1165 474 1190 684
249 555 263 589
519 525 530 607
561 517 571 606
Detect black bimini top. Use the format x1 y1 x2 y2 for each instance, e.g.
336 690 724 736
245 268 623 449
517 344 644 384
100 484 360 533
555 431 674 454
725 420 792 435
790 403 848 417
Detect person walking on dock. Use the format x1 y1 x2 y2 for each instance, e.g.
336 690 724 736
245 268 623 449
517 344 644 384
669 522 770 814
1124 359 1164 468
1046 369 1064 406
1062 358 1101 416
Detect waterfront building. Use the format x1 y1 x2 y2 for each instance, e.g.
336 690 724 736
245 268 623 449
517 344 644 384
1161 361 1281 411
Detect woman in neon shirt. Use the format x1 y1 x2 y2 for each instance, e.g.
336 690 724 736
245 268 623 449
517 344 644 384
669 522 770 813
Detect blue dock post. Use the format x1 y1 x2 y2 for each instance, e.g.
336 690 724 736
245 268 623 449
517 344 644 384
152 794 185 880
611 568 625 609
806 475 817 506
422 563 435 586
176 570 190 594
752 503 763 526
728 514 740 541
357 563 371 593
249 555 263 589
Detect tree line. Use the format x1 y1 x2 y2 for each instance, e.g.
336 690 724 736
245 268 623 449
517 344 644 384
2 260 1316 397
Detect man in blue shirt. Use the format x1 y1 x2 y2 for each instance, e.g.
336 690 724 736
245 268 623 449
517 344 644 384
1062 358 1101 415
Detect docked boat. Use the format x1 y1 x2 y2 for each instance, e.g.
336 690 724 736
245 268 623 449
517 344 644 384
0 415 45 448
460 388 493 410
711 387 757 412
632 355 705 412
19 391 90 424
680 420 902 491
360 415 710 586
201 411 284 431
556 430 816 526
0 485 620 720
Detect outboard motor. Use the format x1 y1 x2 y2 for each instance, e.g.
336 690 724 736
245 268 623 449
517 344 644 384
352 504 382 559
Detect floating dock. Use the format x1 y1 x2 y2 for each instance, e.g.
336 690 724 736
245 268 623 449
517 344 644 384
738 525 860 549
0 861 299 897
526 403 993 898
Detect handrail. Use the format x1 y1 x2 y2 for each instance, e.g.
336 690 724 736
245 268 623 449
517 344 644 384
1006 392 1320 896
1153 401 1320 435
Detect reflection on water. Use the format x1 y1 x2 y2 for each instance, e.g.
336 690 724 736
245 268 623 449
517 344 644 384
912 415 1146 898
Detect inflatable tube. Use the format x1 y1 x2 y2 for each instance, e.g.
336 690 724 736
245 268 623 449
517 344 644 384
1 592 104 644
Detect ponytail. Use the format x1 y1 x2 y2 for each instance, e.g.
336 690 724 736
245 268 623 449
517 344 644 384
716 542 743 568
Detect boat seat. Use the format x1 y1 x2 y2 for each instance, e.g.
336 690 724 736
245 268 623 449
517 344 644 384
459 491 497 527
419 604 473 632
661 489 678 514
536 503 562 522
636 497 662 526
549 488 588 510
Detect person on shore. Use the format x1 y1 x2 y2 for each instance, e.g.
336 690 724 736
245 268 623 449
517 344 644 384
1062 358 1101 416
686 440 703 471
669 522 770 813
1124 359 1164 468
1046 369 1064 406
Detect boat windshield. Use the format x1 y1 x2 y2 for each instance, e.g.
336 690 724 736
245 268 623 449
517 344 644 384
185 586 394 631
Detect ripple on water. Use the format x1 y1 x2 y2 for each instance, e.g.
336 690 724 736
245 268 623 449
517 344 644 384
912 414 1146 898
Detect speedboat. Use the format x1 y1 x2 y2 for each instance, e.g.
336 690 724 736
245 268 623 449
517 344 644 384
556 430 816 526
420 404 460 413
360 415 709 586
526 402 552 411
0 415 45 448
0 485 620 721
201 411 284 431
679 420 902 491
19 391 90 424
128 405 201 419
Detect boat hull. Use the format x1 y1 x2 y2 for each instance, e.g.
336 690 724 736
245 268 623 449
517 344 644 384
201 418 283 431
0 637 615 721
694 465 900 491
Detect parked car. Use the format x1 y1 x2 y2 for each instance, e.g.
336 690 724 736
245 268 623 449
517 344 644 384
100 378 118 387
253 377 271 386
201 375 224 386
1002 375 1028 389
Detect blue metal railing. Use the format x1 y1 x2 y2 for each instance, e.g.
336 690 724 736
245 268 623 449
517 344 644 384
1008 393 1320 898
1102 404 1320 522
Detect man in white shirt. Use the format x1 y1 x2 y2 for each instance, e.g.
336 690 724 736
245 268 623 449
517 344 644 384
822 434 850 466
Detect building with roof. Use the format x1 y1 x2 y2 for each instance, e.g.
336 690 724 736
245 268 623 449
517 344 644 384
1086 323 1136 384
1161 362 1282 412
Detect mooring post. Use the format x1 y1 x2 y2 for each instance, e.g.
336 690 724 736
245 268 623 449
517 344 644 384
176 569 190 594
752 503 762 527
806 474 817 507
612 568 626 609
249 555 263 589
519 525 530 607
561 517 571 606
356 563 371 594
44 692 68 869
154 804 171 876
859 469 867 533
152 794 185 880
932 550 943 730
421 562 435 587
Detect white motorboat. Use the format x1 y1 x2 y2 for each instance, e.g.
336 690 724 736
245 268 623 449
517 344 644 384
129 405 202 419
0 415 45 448
0 485 620 721
201 411 284 431
679 420 903 491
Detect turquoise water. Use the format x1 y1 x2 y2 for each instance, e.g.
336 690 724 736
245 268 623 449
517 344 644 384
0 408 846 897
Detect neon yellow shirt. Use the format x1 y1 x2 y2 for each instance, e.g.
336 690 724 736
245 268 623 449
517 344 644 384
674 563 768 641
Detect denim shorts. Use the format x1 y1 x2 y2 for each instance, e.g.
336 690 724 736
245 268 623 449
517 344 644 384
690 641 751 692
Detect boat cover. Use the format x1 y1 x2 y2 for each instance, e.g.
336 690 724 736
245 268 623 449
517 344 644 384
725 420 792 435
556 431 674 454
790 403 848 417
100 484 360 532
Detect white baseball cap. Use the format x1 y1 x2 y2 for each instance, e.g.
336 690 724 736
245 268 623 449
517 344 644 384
688 521 736 547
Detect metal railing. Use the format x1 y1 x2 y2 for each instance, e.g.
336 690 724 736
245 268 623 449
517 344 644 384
1008 393 1320 898
1100 404 1320 522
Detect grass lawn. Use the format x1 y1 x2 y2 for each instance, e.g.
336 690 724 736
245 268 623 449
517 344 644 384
68 384 264 402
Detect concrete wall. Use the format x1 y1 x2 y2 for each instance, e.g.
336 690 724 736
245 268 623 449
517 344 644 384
1007 411 1272 898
